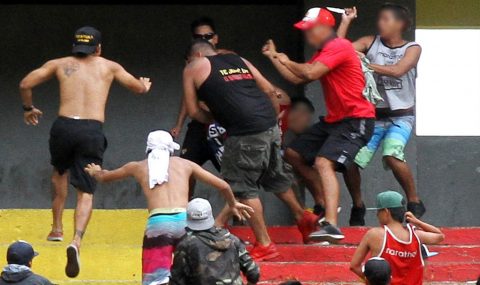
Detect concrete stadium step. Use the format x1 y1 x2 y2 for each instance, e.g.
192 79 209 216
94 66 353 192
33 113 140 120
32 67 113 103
0 210 479 284
257 261 480 283
270 244 480 262
258 283 475 285
0 209 148 245
230 226 480 245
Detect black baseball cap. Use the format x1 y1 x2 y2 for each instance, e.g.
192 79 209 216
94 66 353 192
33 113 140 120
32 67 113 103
7 241 39 266
363 257 391 285
72 26 101 55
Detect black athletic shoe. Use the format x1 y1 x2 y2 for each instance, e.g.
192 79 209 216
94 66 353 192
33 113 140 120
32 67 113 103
407 200 426 218
66 244 80 278
349 204 366 226
309 221 345 243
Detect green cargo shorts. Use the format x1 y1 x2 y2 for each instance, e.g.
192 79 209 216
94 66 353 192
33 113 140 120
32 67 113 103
221 126 293 199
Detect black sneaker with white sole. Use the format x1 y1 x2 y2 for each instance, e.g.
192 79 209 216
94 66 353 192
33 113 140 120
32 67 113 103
407 200 426 218
309 221 345 243
349 204 366 226
65 244 80 278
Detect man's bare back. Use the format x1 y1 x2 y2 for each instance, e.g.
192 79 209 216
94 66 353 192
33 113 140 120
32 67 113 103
122 157 199 211
20 54 151 124
85 154 253 219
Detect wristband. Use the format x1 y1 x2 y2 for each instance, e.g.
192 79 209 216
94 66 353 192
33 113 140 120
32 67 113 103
22 105 34 112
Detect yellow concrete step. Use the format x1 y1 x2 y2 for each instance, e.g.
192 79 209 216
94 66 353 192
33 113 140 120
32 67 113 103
0 209 147 283
0 244 141 281
0 209 148 245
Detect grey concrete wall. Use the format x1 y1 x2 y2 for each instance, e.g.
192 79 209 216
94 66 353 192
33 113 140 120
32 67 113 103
303 0 480 227
0 5 303 215
1 4 479 226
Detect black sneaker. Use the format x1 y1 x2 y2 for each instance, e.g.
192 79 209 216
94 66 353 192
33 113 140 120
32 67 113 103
65 244 80 278
407 200 426 218
309 221 345 243
349 204 366 226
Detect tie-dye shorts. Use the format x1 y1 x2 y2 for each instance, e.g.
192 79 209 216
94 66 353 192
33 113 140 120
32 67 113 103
142 210 187 285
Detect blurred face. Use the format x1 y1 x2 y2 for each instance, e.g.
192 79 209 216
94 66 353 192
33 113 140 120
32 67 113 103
378 10 404 38
193 25 219 47
304 24 332 49
287 104 313 134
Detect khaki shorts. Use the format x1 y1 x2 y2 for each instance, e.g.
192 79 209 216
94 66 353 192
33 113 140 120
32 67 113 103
221 126 293 199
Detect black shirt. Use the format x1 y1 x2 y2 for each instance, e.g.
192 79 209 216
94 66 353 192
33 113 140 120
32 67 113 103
197 54 277 136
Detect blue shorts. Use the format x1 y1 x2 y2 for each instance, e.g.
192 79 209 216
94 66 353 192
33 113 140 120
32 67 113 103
354 116 414 169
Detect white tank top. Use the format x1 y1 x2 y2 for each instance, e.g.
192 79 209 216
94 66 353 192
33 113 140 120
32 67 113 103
366 36 420 110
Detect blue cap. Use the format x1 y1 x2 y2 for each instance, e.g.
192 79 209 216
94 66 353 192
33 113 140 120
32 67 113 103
7 241 39 265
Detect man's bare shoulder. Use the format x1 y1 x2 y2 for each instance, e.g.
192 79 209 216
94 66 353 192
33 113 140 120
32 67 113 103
185 57 209 72
170 156 194 168
365 227 386 242
92 57 123 71
367 226 385 235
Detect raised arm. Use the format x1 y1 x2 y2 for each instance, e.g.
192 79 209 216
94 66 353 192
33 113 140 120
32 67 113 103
242 58 280 114
84 162 137 183
112 62 151 94
336 7 375 52
262 40 307 85
337 7 357 38
369 46 422 78
183 61 214 124
405 212 445 245
19 60 58 125
189 162 253 220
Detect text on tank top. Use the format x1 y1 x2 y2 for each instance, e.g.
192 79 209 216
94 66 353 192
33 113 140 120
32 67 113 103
197 54 277 136
366 36 420 110
379 223 424 285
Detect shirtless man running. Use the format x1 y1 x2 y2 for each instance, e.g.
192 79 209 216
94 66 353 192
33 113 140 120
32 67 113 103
85 130 253 285
19 26 151 277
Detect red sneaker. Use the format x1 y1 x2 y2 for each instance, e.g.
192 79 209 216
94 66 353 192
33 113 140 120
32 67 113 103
47 231 64 242
249 242 280 262
297 210 320 244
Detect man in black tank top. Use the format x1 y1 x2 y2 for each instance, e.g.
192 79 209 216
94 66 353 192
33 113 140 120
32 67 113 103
182 40 320 260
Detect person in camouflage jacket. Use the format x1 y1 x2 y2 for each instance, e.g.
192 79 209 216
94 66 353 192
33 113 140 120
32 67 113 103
170 199 260 285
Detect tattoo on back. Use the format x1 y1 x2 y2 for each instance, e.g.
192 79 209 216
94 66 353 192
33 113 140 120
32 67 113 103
63 62 80 77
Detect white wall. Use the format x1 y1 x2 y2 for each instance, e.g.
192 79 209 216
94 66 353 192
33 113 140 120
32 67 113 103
416 29 480 136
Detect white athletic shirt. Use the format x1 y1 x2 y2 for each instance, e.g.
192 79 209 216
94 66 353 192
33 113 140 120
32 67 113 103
366 36 420 110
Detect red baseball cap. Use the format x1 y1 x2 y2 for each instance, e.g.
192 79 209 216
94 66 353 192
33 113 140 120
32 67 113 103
294 7 336 30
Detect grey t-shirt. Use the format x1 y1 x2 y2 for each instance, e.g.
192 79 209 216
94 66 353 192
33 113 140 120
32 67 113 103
366 36 420 110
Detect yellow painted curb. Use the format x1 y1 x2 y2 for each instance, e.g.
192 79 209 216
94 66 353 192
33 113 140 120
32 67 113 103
0 209 150 283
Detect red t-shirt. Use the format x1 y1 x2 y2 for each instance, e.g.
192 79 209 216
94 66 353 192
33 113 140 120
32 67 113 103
309 37 375 123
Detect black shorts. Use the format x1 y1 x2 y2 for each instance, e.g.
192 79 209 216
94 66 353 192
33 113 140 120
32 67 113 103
288 117 374 172
49 117 107 194
180 120 221 171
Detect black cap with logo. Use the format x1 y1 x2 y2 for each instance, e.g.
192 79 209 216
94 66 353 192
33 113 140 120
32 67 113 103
7 241 39 266
72 26 102 55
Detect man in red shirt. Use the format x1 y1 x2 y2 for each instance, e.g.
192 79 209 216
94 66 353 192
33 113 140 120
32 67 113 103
263 7 375 241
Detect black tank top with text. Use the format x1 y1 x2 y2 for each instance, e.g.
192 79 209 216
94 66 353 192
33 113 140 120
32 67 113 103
197 54 277 136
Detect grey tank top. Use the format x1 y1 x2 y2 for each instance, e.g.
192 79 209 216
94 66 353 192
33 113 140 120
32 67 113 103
366 36 420 110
